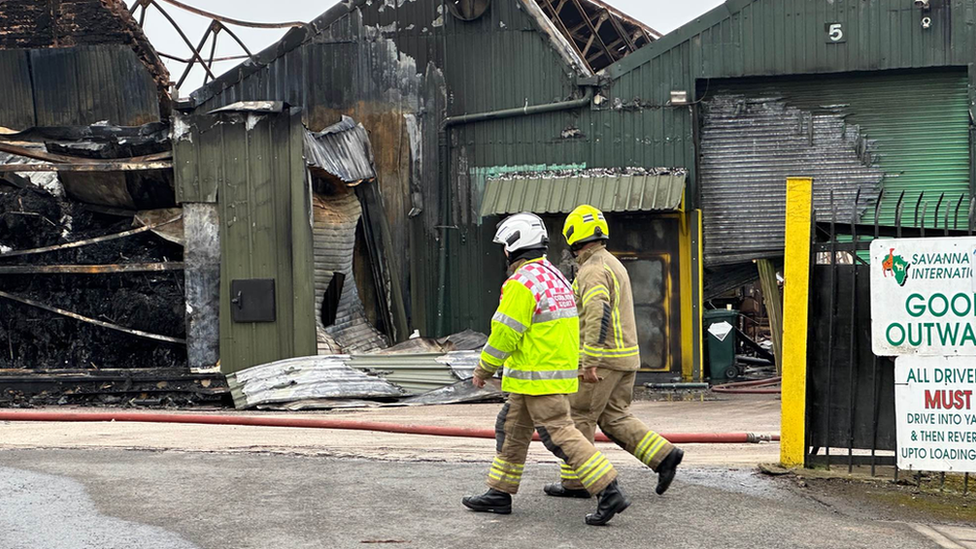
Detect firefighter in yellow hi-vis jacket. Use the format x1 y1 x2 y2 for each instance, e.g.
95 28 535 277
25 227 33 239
462 212 631 526
545 204 684 500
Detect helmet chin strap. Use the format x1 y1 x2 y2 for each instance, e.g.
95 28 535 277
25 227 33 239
507 247 546 266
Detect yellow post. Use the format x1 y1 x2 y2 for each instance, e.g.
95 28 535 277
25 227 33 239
678 209 705 381
780 178 813 468
679 211 693 380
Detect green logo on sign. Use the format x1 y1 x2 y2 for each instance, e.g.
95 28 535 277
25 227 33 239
883 248 911 286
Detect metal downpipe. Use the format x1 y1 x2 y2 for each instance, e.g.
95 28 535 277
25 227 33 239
434 87 596 335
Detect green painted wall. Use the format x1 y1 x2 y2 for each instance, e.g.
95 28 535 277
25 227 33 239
186 0 976 341
174 107 316 374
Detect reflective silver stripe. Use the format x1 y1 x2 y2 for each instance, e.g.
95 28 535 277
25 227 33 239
492 311 527 334
483 344 510 361
534 307 578 323
502 368 578 381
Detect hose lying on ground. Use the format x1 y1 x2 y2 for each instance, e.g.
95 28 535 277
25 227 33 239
711 377 782 395
0 410 779 443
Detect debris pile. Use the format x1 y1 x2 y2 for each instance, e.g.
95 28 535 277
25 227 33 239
0 185 186 370
227 351 500 411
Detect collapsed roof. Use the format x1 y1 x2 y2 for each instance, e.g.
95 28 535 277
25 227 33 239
536 0 659 73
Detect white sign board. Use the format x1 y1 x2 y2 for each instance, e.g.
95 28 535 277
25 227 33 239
895 356 976 473
870 237 976 356
707 321 733 342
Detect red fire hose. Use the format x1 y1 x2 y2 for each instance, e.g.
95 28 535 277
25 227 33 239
0 410 779 443
712 377 782 395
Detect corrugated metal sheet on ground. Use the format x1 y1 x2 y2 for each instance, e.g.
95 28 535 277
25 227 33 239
0 150 61 196
349 351 479 395
396 377 502 406
437 351 480 380
304 116 377 185
226 355 403 409
480 171 686 218
700 71 968 266
369 330 487 354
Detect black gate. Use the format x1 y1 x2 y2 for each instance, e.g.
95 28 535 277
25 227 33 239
806 190 975 480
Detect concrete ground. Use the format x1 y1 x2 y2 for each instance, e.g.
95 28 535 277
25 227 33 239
0 449 947 549
0 394 781 466
1 394 970 548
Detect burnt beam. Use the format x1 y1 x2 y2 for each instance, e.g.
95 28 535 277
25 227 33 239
606 9 637 52
569 0 615 67
0 263 184 275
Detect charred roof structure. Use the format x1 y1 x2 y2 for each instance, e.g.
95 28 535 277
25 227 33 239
536 0 659 73
0 0 191 406
172 0 699 382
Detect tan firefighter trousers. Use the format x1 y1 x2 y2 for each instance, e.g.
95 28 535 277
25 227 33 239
559 369 675 490
487 393 617 496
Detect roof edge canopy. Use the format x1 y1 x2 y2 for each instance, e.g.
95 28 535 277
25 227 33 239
480 168 687 218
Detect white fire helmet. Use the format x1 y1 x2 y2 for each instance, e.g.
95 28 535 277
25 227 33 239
493 212 549 254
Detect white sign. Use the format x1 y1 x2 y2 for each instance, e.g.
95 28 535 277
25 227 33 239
708 321 733 342
895 356 976 473
870 237 976 356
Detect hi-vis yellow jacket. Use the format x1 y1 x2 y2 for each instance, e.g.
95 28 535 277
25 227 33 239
574 244 640 371
474 257 581 395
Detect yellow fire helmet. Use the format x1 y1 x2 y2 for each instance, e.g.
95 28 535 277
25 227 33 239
562 204 609 248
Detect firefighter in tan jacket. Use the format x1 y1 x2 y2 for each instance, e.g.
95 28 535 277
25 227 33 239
545 204 684 500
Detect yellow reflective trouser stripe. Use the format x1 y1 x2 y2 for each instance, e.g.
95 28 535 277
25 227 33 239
490 457 524 484
575 452 611 487
492 457 524 471
582 285 609 307
580 460 612 488
635 432 668 464
560 463 578 480
489 470 521 484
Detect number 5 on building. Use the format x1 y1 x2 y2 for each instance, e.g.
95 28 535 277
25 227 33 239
826 22 846 43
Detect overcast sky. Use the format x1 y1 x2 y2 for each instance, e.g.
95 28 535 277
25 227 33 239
129 0 725 95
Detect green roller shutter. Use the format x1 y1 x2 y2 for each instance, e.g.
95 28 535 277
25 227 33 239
767 71 971 226
701 70 971 265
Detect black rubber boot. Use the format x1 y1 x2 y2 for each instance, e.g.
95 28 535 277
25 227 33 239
584 480 631 526
462 489 512 514
655 447 684 495
543 482 592 499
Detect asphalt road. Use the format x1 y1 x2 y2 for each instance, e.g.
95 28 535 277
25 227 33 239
0 449 938 549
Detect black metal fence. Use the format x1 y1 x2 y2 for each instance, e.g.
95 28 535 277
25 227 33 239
806 189 975 487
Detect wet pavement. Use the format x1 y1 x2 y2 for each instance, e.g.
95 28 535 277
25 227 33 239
0 448 941 549
0 465 199 549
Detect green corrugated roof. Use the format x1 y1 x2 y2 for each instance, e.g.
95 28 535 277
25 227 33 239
480 173 685 217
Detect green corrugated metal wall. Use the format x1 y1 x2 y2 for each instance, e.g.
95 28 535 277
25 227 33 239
185 0 976 337
174 108 317 374
438 0 976 334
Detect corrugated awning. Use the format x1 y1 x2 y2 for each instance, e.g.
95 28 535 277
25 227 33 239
480 172 686 217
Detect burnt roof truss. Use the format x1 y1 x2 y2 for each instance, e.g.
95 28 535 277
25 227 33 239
535 0 659 73
128 0 306 91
